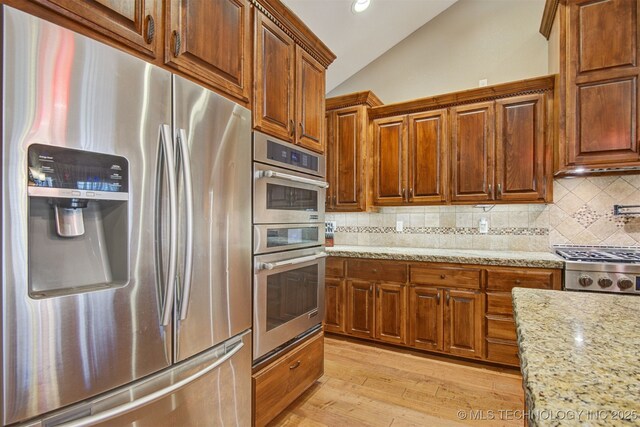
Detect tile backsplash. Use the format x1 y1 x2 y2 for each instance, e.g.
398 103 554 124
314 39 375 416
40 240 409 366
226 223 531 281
326 175 640 253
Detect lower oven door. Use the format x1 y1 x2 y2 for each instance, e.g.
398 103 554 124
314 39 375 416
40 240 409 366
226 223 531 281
253 247 326 360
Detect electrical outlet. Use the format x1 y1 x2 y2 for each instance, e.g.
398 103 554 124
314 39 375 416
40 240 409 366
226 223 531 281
479 78 488 87
396 220 404 232
478 217 489 234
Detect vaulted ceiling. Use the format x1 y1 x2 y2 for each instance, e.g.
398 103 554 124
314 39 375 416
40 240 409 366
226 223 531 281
282 0 458 92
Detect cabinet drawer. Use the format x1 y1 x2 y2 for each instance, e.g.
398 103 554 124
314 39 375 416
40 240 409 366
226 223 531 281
326 257 345 277
253 332 324 427
487 268 554 291
410 265 481 289
347 259 407 283
486 315 517 341
486 292 513 315
486 339 519 366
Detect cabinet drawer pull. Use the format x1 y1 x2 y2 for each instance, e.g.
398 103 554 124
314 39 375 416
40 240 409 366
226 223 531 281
289 360 301 370
372 268 378 273
289 119 295 137
488 184 493 195
144 15 155 44
401 188 406 200
409 188 414 199
497 183 502 197
173 30 182 57
515 279 521 285
299 122 304 135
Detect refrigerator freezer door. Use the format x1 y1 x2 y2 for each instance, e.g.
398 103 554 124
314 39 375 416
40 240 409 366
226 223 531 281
42 331 251 427
2 7 172 425
172 75 252 362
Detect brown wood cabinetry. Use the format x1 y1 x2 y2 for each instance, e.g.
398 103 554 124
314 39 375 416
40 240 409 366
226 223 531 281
544 0 640 173
451 102 495 203
166 0 252 103
325 257 562 366
324 277 345 334
253 331 324 427
325 92 382 212
254 11 328 153
23 0 163 59
373 116 407 205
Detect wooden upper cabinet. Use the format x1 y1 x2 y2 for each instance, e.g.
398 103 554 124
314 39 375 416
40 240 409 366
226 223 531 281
495 94 548 202
32 0 162 58
327 107 365 211
254 13 296 142
557 0 640 171
373 116 407 205
296 46 326 153
450 102 495 202
375 283 406 345
166 0 251 103
444 289 483 358
408 286 443 352
407 110 448 204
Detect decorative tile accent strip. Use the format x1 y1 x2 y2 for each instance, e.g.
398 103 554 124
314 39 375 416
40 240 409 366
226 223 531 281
335 226 548 236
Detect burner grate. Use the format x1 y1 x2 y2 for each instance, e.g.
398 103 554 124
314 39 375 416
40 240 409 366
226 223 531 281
556 247 640 263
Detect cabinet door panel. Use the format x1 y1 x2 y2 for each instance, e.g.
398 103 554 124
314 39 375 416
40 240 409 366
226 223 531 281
375 283 406 344
408 110 448 203
408 287 443 351
167 0 250 102
575 0 637 73
451 102 495 202
373 117 406 205
325 112 334 208
296 46 326 153
254 13 296 142
333 108 365 210
324 278 345 334
444 289 482 358
495 94 546 201
347 279 374 338
35 0 161 58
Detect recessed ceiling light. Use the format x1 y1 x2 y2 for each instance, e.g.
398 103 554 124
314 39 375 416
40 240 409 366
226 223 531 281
352 0 371 13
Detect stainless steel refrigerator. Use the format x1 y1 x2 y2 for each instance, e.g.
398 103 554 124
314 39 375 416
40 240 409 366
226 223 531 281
1 6 252 426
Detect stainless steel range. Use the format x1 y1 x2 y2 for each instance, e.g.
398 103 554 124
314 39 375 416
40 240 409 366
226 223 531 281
555 246 640 295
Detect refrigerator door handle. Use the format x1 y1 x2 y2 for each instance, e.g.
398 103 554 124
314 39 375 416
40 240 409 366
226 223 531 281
176 128 195 321
159 124 179 326
55 339 245 427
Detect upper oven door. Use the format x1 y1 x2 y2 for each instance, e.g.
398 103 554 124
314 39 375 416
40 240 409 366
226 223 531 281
253 162 327 224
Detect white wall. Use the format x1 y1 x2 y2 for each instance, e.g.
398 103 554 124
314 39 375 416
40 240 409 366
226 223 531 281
328 0 549 103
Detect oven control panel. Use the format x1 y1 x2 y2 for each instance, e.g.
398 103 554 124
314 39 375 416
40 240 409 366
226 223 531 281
565 270 640 295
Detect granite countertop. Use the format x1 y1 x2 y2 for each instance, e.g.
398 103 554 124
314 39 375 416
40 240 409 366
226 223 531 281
513 288 640 426
325 245 564 269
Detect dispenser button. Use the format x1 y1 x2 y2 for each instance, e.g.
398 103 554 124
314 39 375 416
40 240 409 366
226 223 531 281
86 192 95 197
71 191 81 196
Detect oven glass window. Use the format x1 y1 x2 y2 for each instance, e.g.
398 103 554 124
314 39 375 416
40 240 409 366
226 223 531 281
266 227 319 248
266 183 318 212
266 265 318 331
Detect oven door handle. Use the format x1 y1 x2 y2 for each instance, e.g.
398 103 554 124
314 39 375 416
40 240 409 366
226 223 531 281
257 170 329 189
258 252 328 271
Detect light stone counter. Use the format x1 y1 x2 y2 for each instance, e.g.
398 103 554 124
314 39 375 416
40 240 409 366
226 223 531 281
325 245 564 269
513 288 640 426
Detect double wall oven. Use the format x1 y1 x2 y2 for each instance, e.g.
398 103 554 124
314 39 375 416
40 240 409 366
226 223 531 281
253 131 328 362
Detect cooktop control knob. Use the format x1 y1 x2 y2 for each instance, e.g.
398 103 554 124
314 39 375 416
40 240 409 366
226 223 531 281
598 277 613 288
578 275 593 287
618 277 634 290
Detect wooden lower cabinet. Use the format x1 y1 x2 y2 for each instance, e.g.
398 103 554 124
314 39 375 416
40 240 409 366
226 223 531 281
324 277 345 333
444 289 483 358
346 279 375 338
253 331 324 427
326 257 562 367
408 286 443 351
375 283 406 344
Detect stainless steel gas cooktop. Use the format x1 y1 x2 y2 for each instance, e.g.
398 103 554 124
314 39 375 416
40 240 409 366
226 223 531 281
555 246 640 295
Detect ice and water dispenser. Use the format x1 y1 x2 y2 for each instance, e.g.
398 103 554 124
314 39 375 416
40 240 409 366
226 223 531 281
27 144 129 297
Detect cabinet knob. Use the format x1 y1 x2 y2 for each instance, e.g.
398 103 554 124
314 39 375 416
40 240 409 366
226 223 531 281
372 268 378 273
440 274 446 279
144 15 155 44
515 279 521 285
173 30 182 57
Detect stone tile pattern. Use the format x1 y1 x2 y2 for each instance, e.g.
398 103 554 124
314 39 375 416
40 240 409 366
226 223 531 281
326 176 640 252
512 288 640 426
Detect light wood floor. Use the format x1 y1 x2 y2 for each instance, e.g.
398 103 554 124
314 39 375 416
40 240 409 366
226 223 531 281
269 335 525 427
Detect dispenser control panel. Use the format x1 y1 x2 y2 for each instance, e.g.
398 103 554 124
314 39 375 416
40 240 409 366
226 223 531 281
28 144 129 193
